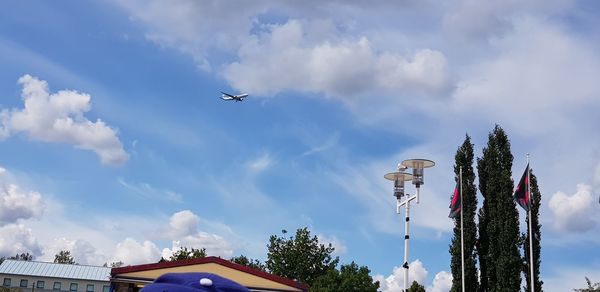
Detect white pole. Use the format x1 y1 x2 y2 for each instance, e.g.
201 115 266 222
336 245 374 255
527 154 535 292
460 167 465 292
404 197 411 292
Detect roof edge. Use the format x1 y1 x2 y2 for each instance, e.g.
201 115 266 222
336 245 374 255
1 259 110 269
110 257 307 290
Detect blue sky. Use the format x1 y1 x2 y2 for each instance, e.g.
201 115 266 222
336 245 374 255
1 1 600 291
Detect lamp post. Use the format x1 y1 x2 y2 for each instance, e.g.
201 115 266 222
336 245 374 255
384 159 435 291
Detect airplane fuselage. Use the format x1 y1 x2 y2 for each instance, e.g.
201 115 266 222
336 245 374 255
220 92 248 101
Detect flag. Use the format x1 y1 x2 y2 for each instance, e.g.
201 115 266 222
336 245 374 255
514 163 530 211
449 180 461 218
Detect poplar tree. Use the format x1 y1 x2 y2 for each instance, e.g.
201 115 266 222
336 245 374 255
449 135 479 292
477 125 521 291
477 152 490 292
523 170 543 292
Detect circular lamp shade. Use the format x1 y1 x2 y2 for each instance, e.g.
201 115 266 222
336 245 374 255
384 172 413 181
401 159 435 169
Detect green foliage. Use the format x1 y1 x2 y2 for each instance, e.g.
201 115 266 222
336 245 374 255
477 125 522 291
310 269 340 291
0 253 33 265
311 262 379 292
166 247 206 261
54 250 76 264
266 227 339 286
9 253 33 261
407 280 426 292
573 277 600 292
522 170 543 292
449 135 479 292
230 255 266 272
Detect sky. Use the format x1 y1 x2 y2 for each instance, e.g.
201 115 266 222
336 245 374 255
1 1 600 291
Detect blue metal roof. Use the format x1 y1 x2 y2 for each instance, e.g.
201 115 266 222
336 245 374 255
0 260 111 282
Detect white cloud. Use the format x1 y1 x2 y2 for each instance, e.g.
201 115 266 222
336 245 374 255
163 210 234 258
594 162 600 187
224 20 449 100
0 75 128 165
442 0 571 41
112 238 161 265
169 210 200 237
161 232 233 259
549 184 598 232
375 260 452 292
0 223 42 257
452 18 600 136
428 271 452 292
317 234 347 255
113 0 265 71
39 238 107 265
0 184 45 224
443 0 514 40
373 260 427 292
374 259 428 292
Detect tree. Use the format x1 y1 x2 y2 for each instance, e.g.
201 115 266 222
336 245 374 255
573 277 600 292
54 250 76 264
9 253 33 261
522 170 543 292
166 247 206 262
311 262 379 292
477 125 522 291
407 280 426 292
230 255 266 272
266 228 339 286
449 135 479 292
1 253 33 265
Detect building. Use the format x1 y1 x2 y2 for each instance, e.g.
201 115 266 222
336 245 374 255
110 257 307 292
0 260 111 292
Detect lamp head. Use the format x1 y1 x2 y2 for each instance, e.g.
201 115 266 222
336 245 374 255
401 159 435 188
384 171 413 199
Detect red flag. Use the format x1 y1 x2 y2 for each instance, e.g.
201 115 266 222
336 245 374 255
514 164 530 211
449 181 461 218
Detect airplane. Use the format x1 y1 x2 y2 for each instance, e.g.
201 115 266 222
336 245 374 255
220 91 249 102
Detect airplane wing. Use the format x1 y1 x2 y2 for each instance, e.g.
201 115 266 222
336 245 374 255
221 91 236 98
220 91 235 100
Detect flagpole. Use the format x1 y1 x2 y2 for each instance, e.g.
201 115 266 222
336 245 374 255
527 154 535 292
460 167 465 292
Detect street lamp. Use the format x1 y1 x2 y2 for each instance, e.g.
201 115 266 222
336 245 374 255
384 159 435 291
